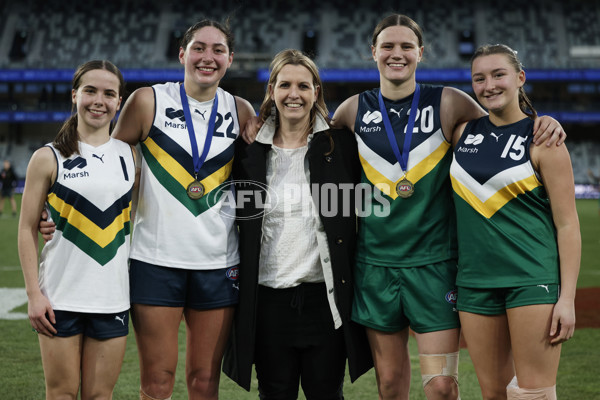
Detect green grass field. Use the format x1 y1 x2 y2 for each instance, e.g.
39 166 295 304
1 196 599 399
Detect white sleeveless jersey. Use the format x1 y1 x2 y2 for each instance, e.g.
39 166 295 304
40 139 135 313
130 82 240 269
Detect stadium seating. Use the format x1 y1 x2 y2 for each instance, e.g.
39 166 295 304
1 0 599 183
2 0 600 69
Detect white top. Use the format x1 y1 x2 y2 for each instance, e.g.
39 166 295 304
255 114 342 328
258 144 324 287
40 139 134 312
130 82 240 270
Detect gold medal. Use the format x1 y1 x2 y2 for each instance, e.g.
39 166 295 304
396 178 414 198
187 180 205 199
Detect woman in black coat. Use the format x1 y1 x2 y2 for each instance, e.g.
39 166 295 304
223 49 372 399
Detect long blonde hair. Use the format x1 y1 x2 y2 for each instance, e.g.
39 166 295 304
258 49 329 132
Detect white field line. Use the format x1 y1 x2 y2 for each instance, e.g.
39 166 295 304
0 288 28 320
0 266 21 271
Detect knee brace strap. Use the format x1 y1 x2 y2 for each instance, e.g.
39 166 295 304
140 387 172 400
419 351 459 387
506 376 557 400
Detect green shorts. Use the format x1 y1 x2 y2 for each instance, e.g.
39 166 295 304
457 284 559 315
352 260 459 333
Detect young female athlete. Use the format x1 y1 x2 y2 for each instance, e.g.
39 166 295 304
40 19 255 400
330 14 566 400
18 60 135 400
111 19 254 400
450 43 580 400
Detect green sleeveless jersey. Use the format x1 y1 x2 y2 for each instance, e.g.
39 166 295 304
354 86 457 267
450 116 559 287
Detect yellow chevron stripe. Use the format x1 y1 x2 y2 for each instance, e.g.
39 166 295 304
144 136 233 192
359 140 450 200
47 194 131 248
409 140 451 181
451 174 541 218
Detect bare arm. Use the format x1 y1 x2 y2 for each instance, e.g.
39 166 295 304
112 86 155 145
440 87 486 143
440 86 566 146
531 143 580 344
18 147 58 337
331 95 359 133
451 121 469 148
235 96 258 144
128 145 141 223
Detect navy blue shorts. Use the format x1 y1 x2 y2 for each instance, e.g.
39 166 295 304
52 310 129 339
129 259 239 309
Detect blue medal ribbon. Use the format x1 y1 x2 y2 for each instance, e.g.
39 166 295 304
179 83 219 180
378 83 420 174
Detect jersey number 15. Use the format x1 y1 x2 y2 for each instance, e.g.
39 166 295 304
500 135 527 161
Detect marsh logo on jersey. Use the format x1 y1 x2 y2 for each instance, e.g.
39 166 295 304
362 110 382 125
225 266 239 281
63 157 87 170
445 289 457 304
63 157 90 179
457 133 484 154
464 134 484 146
165 107 187 129
360 111 383 133
166 107 186 121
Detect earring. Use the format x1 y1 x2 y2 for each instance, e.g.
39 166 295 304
271 103 277 118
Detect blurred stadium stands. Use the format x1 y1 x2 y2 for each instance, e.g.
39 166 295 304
0 0 599 189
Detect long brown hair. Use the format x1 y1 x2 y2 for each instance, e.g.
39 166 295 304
471 44 537 119
53 60 125 157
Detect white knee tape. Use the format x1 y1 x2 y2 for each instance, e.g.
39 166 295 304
506 376 557 400
419 351 459 387
140 387 172 400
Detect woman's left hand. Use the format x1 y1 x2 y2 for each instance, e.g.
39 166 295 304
549 296 576 345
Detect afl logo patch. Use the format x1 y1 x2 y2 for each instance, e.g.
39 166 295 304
445 290 457 304
226 266 239 281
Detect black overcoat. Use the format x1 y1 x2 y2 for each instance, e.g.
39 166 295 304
222 127 373 390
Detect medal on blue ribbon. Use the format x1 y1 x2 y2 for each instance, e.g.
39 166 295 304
180 84 219 199
378 84 421 198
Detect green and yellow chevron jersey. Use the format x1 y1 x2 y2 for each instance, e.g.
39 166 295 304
450 116 559 288
130 82 240 270
354 86 457 267
40 139 134 313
